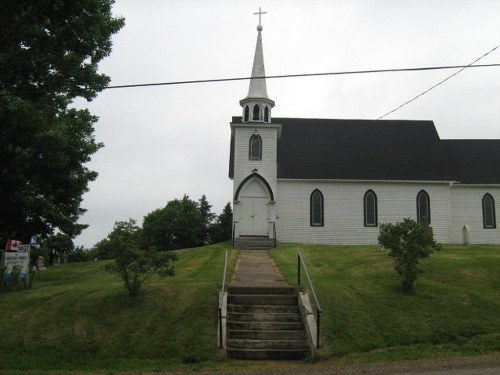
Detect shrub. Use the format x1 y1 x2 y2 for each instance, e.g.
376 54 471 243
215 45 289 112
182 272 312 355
378 218 440 293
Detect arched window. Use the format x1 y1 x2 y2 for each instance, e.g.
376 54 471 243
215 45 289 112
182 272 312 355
364 190 378 227
482 193 496 228
310 189 324 226
264 106 269 122
253 104 260 121
417 190 431 225
244 105 249 122
249 134 262 160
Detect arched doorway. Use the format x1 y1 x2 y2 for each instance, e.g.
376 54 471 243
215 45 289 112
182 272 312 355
235 175 273 237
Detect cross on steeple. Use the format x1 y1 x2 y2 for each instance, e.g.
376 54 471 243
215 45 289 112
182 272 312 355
254 7 267 26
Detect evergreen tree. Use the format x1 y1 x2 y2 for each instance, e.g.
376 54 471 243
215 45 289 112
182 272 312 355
210 202 233 243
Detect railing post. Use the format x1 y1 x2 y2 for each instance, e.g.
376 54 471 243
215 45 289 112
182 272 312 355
297 250 322 349
218 307 223 348
218 250 228 349
297 252 301 287
316 310 321 348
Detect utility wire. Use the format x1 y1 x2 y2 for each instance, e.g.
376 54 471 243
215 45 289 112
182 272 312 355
378 44 500 119
1 63 499 97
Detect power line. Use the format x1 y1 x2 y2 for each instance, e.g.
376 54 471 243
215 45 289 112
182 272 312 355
1 63 499 97
378 44 500 119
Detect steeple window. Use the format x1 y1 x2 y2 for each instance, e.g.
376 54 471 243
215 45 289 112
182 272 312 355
264 106 269 122
249 134 262 160
244 106 250 122
253 104 260 121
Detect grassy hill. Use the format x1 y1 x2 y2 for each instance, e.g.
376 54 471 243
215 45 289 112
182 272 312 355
0 243 498 373
270 243 500 362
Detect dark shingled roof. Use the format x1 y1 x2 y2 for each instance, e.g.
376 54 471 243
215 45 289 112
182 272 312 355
229 117 500 184
442 140 500 184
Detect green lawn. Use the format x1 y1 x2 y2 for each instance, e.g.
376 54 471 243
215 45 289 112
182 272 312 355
270 243 500 362
0 243 239 373
0 243 498 373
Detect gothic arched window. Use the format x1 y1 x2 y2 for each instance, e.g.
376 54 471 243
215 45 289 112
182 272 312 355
310 189 324 226
482 193 496 228
264 106 269 122
244 105 250 122
364 190 378 227
249 134 262 160
253 104 260 121
417 190 431 225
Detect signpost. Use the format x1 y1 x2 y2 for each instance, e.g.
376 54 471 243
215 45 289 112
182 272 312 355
1 240 31 284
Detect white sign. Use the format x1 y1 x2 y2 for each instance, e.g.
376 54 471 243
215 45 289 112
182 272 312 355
1 251 30 275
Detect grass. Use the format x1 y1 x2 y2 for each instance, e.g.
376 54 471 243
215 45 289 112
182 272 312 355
0 243 240 373
0 242 498 373
270 243 500 362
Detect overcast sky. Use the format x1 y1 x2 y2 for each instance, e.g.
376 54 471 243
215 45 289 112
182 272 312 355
73 0 500 248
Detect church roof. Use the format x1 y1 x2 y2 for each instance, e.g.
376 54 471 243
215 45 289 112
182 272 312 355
442 140 500 184
229 117 500 184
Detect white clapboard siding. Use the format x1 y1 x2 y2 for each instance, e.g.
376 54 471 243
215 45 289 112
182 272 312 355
276 180 451 245
450 186 500 244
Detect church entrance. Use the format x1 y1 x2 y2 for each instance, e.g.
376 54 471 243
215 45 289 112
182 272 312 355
238 178 271 237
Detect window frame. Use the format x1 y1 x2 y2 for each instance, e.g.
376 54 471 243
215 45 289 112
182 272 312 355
310 189 324 227
248 134 262 160
416 190 431 225
482 193 496 229
252 104 260 121
363 190 378 227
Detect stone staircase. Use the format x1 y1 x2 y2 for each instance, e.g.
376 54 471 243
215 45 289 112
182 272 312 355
226 285 310 360
233 236 276 250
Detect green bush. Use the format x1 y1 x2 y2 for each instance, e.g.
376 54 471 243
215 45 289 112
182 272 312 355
378 218 440 292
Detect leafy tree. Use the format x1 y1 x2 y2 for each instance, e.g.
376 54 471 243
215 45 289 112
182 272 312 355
0 1 124 246
198 195 215 245
210 202 233 243
92 219 139 259
41 233 75 254
142 195 205 250
378 218 440 293
103 219 177 297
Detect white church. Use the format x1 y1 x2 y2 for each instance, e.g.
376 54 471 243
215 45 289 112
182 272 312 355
229 18 500 247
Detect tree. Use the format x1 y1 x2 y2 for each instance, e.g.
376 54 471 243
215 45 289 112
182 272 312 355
378 218 440 293
210 202 233 243
93 219 140 259
0 1 124 246
198 195 215 245
103 219 177 297
142 195 205 250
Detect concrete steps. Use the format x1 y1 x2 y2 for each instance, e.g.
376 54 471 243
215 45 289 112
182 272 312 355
226 285 309 360
233 237 276 250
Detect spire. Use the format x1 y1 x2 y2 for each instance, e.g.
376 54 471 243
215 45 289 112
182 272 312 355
246 27 270 99
240 7 274 123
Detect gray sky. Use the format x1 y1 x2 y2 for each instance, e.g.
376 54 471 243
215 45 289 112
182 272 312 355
73 0 500 248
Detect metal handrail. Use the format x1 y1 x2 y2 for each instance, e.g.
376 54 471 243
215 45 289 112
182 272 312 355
218 250 228 348
231 221 238 246
297 251 322 348
270 221 277 247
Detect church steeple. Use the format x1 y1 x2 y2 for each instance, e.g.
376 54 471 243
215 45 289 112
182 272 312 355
240 7 275 123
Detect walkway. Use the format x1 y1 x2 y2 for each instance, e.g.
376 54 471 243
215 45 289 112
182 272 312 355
230 249 288 288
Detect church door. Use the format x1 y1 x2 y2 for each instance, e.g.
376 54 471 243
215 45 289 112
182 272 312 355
239 179 270 237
